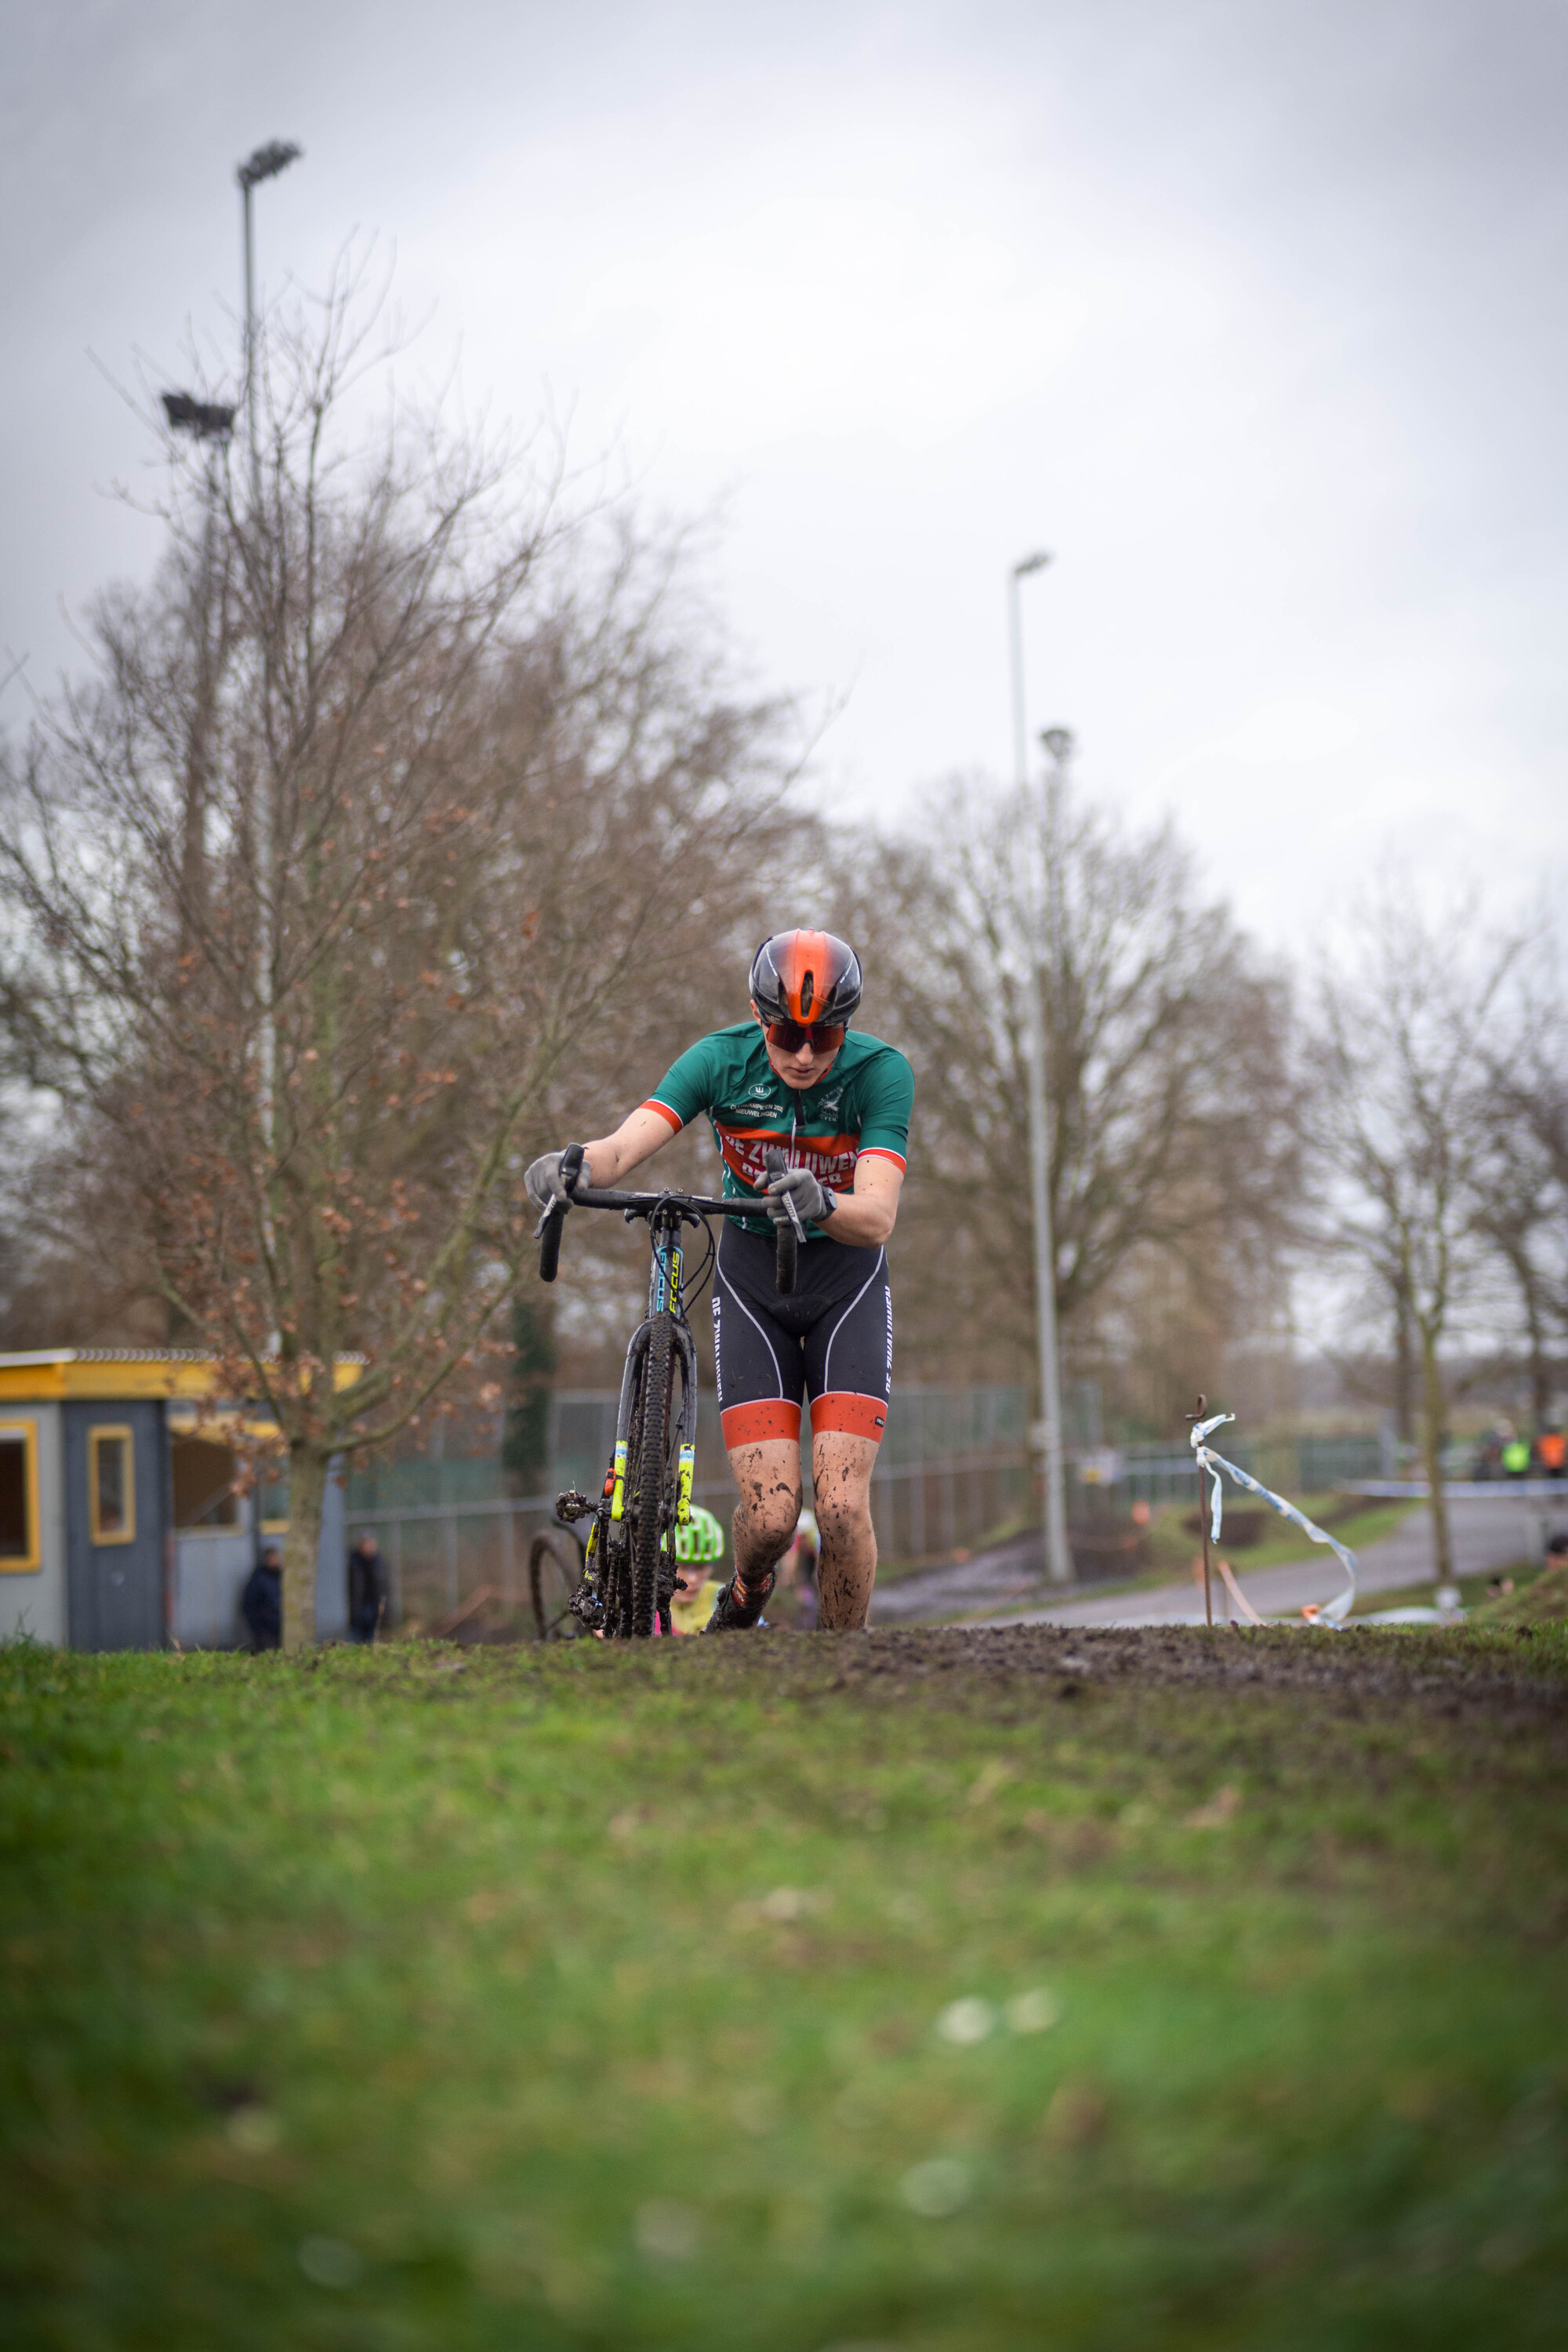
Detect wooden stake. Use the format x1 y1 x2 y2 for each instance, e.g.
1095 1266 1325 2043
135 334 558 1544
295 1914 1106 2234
1185 1392 1213 1628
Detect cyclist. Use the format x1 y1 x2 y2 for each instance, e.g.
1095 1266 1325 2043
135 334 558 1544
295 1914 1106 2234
525 929 912 1632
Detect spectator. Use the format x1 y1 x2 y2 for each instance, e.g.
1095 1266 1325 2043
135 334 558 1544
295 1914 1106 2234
1535 1428 1566 1481
1501 1435 1532 1480
670 1557 724 1635
241 1544 282 1652
347 1530 389 1643
668 1504 728 1633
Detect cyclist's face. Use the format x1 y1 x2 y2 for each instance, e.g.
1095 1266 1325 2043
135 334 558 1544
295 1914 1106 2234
752 1001 843 1090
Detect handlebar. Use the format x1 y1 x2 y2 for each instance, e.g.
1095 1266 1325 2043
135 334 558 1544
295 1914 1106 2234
535 1155 802 1292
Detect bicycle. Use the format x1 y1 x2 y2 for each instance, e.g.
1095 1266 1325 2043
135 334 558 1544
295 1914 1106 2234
534 1140 803 1639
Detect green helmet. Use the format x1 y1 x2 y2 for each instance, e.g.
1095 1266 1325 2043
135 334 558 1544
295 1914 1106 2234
673 1504 726 1564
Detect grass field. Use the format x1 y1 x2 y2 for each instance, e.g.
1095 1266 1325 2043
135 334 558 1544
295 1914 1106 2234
2 1625 1566 2350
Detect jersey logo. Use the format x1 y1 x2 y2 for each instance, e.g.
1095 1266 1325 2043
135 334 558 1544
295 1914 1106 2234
714 1123 860 1193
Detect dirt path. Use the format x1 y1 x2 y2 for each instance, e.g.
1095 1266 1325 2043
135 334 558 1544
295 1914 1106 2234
571 1619 1568 1723
870 1492 1563 1628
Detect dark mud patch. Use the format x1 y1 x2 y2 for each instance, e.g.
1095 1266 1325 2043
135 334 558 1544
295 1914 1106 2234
427 1621 1568 1730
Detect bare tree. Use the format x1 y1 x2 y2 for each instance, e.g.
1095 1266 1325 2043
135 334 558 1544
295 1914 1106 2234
0 266 800 1645
1482 944 1568 1403
1469 1133 1560 1430
1305 896 1523 1582
833 767 1299 1417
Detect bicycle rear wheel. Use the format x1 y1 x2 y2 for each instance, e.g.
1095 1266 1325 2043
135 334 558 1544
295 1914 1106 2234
528 1530 583 1641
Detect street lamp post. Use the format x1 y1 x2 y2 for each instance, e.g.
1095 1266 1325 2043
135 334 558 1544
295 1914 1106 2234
1007 552 1073 1585
160 394 237 946
234 143 299 1366
237 140 303 506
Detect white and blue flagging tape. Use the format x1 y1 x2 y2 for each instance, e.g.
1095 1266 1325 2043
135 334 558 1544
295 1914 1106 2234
1188 1411 1358 1625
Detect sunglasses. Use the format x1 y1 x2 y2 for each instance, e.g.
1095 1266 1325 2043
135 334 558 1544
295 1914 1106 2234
766 1018 846 1055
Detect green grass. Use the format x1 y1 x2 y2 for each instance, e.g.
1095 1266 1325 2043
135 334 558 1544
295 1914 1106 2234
1348 1564 1540 1620
2 1628 1566 2350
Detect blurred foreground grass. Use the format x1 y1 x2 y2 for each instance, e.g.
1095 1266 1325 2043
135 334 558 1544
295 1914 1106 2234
2 1627 1566 2350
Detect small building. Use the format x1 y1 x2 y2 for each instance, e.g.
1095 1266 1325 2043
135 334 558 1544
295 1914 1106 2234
0 1351 347 1650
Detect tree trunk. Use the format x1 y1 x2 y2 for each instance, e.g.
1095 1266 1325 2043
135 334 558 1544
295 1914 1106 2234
1417 1317 1454 1588
503 1290 557 1496
1393 1282 1414 1449
1519 1258 1550 1432
281 1442 328 1651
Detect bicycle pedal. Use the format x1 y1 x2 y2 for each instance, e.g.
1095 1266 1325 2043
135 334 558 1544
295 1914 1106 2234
555 1488 593 1523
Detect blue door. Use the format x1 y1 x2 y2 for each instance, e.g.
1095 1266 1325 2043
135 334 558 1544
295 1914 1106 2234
64 1402 167 1651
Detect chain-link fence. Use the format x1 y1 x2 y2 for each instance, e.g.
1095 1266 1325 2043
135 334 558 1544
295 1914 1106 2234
345 1385 1034 1625
340 1396 1391 1627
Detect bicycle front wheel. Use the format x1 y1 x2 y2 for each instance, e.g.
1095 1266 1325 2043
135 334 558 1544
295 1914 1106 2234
629 1312 677 1637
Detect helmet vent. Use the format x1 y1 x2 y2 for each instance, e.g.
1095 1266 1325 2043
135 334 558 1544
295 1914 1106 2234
800 970 815 1016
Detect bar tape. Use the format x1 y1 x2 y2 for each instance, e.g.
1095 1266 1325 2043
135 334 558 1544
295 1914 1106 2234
1188 1411 1358 1624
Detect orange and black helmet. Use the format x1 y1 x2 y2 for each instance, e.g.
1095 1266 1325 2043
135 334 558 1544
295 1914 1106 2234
749 930 862 1029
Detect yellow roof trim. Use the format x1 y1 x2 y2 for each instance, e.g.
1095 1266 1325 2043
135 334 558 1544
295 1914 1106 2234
0 1352 366 1405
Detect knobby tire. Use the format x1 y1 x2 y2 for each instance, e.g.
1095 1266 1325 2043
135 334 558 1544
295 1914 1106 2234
630 1312 676 1637
528 1531 582 1642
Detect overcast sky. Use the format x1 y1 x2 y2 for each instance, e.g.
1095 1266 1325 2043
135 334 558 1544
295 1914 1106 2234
5 0 1566 956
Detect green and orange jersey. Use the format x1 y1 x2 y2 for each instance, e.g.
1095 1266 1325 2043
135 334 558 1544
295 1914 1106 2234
643 1022 914 1238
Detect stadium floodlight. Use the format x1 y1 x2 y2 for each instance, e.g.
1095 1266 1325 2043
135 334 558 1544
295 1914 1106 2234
1006 549 1072 1586
161 392 237 441
236 140 303 503
237 140 303 192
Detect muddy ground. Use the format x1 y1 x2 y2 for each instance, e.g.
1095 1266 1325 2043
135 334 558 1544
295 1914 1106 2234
501 1621 1568 1725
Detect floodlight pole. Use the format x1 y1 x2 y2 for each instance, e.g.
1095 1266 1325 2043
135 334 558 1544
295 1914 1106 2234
237 141 303 510
1009 552 1073 1586
160 395 236 962
241 180 257 504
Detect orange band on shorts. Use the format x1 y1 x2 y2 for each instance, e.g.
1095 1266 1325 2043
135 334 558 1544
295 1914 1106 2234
810 1392 887 1441
721 1399 803 1449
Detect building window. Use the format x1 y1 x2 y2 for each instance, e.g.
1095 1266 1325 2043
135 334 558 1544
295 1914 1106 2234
0 1421 42 1573
171 1435 241 1532
88 1425 136 1547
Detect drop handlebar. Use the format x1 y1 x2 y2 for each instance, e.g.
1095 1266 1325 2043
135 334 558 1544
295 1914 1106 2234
535 1149 802 1294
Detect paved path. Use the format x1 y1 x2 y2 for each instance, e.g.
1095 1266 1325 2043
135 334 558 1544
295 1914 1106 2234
870 1494 1566 1629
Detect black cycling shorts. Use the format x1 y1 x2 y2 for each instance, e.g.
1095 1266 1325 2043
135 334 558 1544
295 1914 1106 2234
712 1221 891 1450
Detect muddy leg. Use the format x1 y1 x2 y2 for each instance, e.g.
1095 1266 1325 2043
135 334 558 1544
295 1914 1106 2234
811 1431 880 1629
726 1437 804 1599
